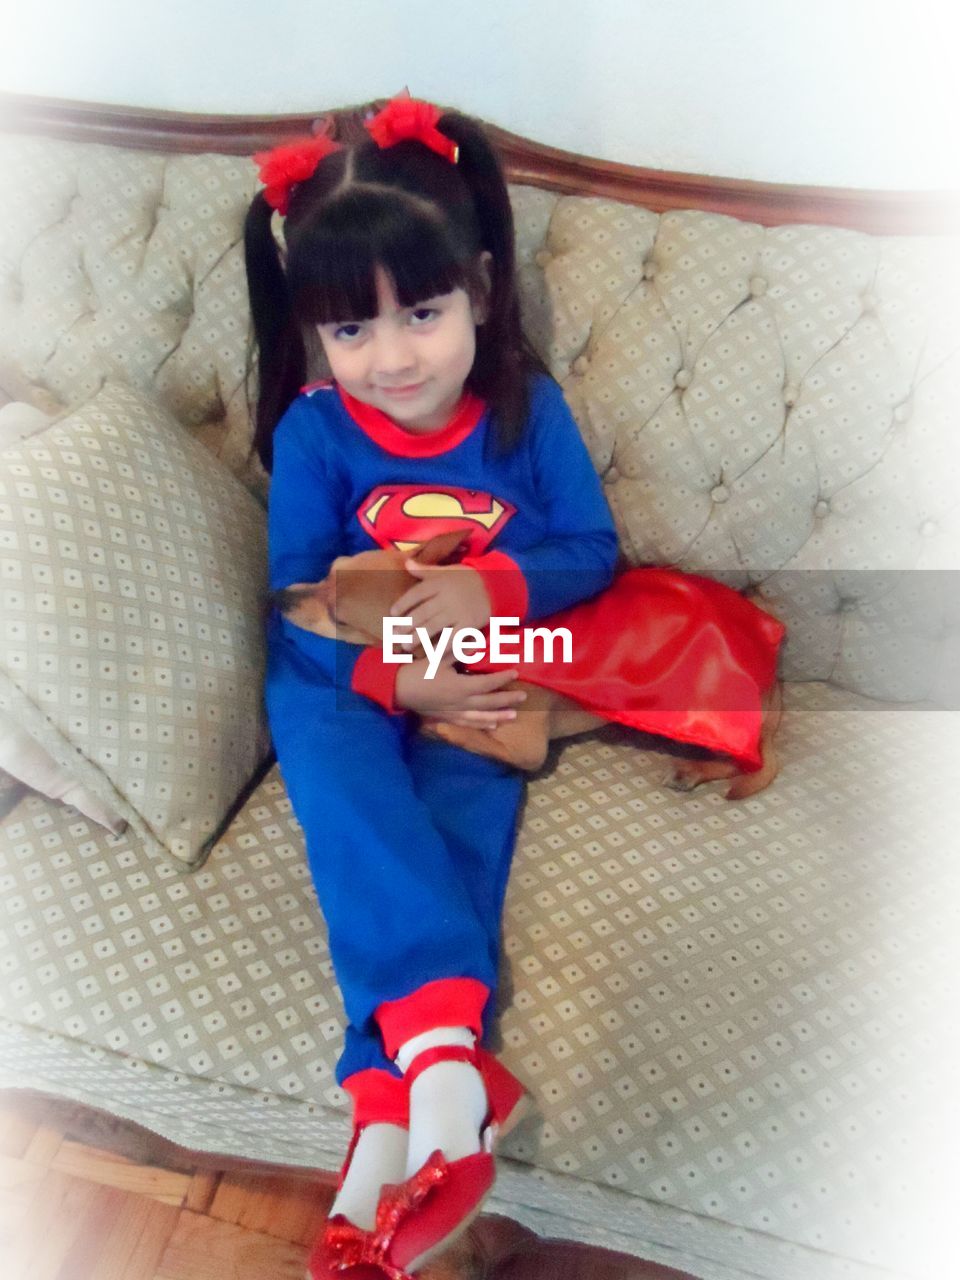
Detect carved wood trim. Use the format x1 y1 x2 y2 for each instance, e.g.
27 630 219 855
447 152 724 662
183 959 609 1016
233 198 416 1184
0 91 956 236
487 125 958 236
0 92 337 154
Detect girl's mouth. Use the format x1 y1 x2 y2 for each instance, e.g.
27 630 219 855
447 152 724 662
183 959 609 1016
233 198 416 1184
379 382 426 398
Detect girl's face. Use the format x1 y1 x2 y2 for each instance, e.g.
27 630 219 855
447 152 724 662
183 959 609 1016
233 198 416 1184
316 263 487 433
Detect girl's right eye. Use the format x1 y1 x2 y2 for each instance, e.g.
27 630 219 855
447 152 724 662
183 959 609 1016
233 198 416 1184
331 323 364 341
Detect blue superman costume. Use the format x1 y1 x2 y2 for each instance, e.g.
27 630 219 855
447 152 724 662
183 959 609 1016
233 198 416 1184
266 373 783 1102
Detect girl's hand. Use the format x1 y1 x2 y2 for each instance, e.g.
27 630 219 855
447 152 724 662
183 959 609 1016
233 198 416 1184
391 562 492 639
395 653 526 727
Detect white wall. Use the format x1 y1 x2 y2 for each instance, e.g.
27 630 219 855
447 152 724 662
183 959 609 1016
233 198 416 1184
2 0 956 189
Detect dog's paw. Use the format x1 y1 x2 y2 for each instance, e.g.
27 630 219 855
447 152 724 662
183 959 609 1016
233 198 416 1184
665 758 739 793
664 766 699 792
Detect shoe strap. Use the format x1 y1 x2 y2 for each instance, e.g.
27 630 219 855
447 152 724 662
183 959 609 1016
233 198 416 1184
402 1042 480 1089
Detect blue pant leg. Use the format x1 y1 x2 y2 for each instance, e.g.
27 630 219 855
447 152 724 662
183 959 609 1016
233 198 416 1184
339 1023 400 1082
266 623 500 1084
406 733 524 1041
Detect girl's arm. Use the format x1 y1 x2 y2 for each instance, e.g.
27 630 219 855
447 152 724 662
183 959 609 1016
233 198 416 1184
269 401 396 707
268 400 345 593
464 377 619 622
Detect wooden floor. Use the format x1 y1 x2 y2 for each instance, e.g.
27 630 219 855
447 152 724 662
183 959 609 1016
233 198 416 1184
0 1093 476 1280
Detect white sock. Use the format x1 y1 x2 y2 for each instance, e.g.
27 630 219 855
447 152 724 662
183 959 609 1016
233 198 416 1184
397 1026 488 1178
329 1122 408 1230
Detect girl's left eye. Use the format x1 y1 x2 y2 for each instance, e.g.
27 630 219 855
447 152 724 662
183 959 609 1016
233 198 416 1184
409 308 439 324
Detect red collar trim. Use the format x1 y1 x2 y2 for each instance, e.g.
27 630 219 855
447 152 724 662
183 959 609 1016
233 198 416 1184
336 385 486 457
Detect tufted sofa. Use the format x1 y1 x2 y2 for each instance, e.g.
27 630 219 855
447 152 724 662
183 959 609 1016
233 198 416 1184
0 97 957 1280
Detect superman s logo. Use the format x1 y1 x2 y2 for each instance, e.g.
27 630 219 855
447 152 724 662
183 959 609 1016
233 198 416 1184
358 484 516 556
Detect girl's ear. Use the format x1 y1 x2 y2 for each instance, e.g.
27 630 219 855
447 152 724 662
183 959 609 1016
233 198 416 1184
472 250 494 325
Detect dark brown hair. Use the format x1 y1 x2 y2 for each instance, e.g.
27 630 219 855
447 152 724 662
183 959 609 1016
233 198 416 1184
244 109 548 471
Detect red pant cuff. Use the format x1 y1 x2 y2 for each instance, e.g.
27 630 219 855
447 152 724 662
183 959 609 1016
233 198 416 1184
374 978 490 1061
341 1067 410 1128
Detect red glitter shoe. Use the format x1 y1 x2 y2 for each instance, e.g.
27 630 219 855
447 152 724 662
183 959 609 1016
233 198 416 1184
307 1070 411 1280
308 1179 405 1279
309 1202 413 1280
371 1044 529 1276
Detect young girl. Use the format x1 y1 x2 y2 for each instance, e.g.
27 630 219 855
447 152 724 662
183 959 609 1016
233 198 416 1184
245 94 620 1278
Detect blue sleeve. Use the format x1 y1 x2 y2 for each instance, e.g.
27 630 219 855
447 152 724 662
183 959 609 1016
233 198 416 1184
267 397 368 691
510 377 619 619
268 397 346 591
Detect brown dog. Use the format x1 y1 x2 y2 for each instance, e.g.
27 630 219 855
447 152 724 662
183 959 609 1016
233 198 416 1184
272 532 782 799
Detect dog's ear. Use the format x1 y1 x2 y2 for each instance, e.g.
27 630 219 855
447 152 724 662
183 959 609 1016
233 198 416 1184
412 530 471 566
268 581 331 626
269 581 328 609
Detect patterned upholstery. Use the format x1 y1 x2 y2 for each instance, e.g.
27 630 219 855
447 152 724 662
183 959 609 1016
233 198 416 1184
1 133 958 1279
0 142 259 483
0 382 270 864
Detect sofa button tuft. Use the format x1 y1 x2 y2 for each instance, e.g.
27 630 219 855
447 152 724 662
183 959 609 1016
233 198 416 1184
573 355 590 376
643 259 657 280
893 399 912 425
535 249 552 269
749 275 768 298
604 466 620 485
674 368 692 390
783 382 800 407
814 499 830 519
711 484 729 504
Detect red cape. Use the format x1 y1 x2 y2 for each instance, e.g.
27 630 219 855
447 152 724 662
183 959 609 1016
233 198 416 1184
475 568 785 772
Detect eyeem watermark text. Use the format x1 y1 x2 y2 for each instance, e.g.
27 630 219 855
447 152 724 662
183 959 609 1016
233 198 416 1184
383 616 572 679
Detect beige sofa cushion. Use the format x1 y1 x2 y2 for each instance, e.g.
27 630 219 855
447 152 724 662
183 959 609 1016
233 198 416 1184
0 381 269 866
510 189 960 706
0 138 260 488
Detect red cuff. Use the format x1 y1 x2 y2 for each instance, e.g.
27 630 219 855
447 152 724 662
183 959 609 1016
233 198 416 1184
460 550 529 622
375 978 490 1060
342 1067 410 1128
351 647 403 714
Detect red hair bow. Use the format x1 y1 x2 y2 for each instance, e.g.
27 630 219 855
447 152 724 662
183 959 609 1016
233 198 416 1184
253 134 341 215
365 90 459 165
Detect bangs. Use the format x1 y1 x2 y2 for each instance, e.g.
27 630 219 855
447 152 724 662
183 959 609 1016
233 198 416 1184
287 187 475 325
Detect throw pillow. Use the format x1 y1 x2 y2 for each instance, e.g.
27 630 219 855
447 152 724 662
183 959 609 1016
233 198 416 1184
0 706 126 833
0 401 55 449
0 381 269 867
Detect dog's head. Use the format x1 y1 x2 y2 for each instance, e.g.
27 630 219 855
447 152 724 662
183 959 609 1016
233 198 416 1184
270 529 470 646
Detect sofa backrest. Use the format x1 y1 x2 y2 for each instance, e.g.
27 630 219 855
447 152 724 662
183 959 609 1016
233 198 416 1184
1 133 957 706
0 140 257 478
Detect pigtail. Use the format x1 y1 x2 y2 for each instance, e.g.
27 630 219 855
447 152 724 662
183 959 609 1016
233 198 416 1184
434 112 549 454
436 113 517 287
243 191 306 473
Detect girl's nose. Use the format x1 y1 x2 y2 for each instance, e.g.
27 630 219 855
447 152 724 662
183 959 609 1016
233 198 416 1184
372 327 417 380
